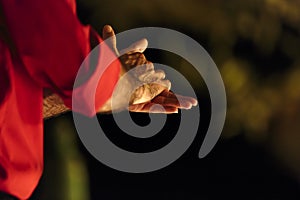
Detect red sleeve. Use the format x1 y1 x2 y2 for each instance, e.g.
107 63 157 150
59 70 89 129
1 0 120 116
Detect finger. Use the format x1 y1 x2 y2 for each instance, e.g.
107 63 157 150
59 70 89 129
102 25 119 55
173 94 198 106
152 90 198 109
147 104 178 114
120 38 148 55
153 79 171 90
119 53 148 72
129 61 154 77
159 90 198 106
138 69 166 82
129 103 178 114
152 95 193 109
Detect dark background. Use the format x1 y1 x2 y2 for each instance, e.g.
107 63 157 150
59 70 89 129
32 0 300 199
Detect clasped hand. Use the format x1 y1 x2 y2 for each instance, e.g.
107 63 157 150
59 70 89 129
98 25 197 114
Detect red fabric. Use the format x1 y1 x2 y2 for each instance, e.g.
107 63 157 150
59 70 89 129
0 0 120 199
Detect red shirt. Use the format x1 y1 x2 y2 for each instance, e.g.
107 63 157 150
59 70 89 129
0 0 120 199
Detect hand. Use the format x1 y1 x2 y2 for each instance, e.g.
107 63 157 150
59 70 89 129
99 25 198 114
99 25 171 112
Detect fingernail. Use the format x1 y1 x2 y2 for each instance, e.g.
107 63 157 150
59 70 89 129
182 102 192 109
104 25 112 32
192 99 198 106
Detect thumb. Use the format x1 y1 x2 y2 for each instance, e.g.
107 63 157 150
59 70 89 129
119 38 148 55
102 25 119 55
